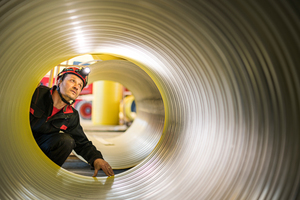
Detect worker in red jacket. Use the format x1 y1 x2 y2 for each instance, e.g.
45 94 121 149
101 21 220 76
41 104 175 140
30 67 114 177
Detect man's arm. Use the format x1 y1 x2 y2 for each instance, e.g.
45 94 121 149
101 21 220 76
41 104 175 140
68 114 114 177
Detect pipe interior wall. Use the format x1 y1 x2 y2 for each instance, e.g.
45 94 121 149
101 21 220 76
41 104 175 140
0 1 299 199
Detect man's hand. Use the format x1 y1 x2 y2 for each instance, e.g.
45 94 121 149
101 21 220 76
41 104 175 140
93 158 114 177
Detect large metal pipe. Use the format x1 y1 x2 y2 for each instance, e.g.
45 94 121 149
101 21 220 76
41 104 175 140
0 1 299 199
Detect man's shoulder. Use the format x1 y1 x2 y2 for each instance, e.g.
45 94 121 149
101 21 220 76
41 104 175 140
37 85 51 92
31 85 52 104
34 85 53 97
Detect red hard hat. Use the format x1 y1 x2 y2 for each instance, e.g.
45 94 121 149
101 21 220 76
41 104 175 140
57 67 90 88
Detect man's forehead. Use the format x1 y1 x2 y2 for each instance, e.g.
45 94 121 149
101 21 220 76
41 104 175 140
65 74 83 84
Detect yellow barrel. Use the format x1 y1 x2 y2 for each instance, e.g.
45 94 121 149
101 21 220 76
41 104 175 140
92 80 123 125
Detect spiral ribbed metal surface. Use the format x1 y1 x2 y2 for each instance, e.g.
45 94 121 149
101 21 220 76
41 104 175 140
0 1 299 199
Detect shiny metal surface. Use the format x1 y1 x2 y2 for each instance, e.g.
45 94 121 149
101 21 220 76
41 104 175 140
0 1 299 199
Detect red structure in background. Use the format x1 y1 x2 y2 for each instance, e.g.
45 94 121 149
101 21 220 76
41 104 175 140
80 84 93 95
39 76 54 87
73 100 92 120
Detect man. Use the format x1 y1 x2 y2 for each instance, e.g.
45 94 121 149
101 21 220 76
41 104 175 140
30 67 114 177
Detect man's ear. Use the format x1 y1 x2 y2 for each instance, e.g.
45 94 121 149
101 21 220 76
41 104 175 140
57 78 62 86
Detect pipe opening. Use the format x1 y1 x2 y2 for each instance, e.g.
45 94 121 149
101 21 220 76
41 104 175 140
29 54 165 176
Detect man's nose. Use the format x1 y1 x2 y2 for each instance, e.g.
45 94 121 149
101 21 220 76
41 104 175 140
73 84 79 90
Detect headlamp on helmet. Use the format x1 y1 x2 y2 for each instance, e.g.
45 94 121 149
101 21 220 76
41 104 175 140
81 67 91 76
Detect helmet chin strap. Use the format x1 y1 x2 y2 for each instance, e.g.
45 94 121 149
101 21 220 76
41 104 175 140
57 85 75 105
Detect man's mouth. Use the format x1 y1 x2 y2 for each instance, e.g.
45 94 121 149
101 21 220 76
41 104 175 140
71 90 76 95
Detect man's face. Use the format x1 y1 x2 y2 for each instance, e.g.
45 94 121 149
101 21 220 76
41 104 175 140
59 74 83 101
